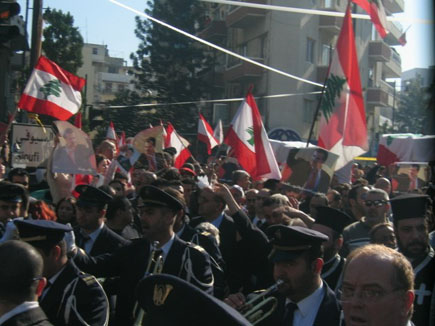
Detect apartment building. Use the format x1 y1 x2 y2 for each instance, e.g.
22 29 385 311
77 43 134 106
199 0 404 154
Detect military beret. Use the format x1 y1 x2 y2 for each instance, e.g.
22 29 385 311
136 274 251 326
267 225 328 262
390 194 430 221
314 206 351 234
15 219 72 247
75 185 113 207
0 182 27 202
139 185 183 211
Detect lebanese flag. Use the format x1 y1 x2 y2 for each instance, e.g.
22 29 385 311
377 134 435 166
74 112 82 129
198 113 219 154
352 0 388 38
160 120 167 139
318 5 368 170
214 119 224 144
224 92 281 181
118 131 126 148
106 121 117 141
18 56 85 120
166 123 192 168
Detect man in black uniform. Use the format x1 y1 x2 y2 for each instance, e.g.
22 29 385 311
74 185 214 326
311 206 351 292
391 194 435 326
225 225 342 326
0 182 29 237
0 240 53 326
74 185 129 255
15 219 109 326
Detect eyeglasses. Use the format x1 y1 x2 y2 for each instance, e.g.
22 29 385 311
341 287 404 304
364 200 387 207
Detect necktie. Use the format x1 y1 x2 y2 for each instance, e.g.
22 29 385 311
305 169 317 190
281 302 298 326
78 232 91 249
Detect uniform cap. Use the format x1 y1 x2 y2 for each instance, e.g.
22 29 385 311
139 185 183 211
75 185 113 207
266 225 328 262
15 219 72 247
0 182 27 203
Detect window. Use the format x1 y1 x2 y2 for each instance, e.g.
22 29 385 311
321 44 332 65
105 82 112 93
303 99 315 123
306 38 315 64
92 48 98 55
108 66 119 74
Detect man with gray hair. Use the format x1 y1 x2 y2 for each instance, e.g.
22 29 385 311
342 188 390 256
341 244 415 326
0 240 53 326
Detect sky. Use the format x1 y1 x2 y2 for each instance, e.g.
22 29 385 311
16 0 434 72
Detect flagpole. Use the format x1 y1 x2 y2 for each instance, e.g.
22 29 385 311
305 47 333 148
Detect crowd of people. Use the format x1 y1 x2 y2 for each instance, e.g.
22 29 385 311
0 136 434 326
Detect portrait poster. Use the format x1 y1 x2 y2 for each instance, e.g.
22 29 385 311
52 121 97 175
391 163 430 192
11 123 55 168
116 144 141 175
281 147 339 194
133 125 165 155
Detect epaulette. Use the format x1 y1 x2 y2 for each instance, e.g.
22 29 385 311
198 230 211 238
78 272 98 286
186 242 206 253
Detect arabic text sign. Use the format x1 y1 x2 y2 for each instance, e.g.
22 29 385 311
11 123 55 168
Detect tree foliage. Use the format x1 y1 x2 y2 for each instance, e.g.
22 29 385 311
392 76 432 134
42 8 84 74
124 0 211 135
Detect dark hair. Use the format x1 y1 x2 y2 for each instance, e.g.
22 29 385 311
181 178 195 186
0 240 43 303
348 184 365 201
232 170 250 184
109 179 125 191
106 196 131 220
314 148 329 162
95 154 107 167
263 179 280 192
146 137 156 147
411 164 420 171
114 172 128 181
55 197 77 224
8 168 29 181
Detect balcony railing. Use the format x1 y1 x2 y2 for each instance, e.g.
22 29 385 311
226 0 267 29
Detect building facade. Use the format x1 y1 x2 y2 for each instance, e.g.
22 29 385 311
199 0 404 155
77 43 134 106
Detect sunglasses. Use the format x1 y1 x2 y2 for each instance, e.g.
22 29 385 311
364 200 387 207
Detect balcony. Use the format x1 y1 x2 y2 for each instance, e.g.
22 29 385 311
198 20 226 42
318 15 343 34
383 0 405 14
224 58 264 82
366 80 394 107
384 20 403 46
368 41 391 62
226 0 266 29
383 49 401 78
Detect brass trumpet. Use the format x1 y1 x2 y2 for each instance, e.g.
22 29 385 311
133 241 164 326
242 279 284 325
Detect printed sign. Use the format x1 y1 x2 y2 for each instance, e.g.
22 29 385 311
11 123 55 168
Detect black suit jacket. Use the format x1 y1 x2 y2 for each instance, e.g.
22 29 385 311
1 306 53 326
74 224 130 256
190 210 270 293
260 283 341 326
74 235 213 326
40 260 109 326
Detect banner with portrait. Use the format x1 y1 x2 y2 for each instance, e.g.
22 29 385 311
52 121 97 175
391 162 431 193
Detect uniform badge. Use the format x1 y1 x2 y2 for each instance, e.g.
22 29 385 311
153 284 174 306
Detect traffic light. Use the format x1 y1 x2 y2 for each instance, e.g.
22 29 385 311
0 1 23 48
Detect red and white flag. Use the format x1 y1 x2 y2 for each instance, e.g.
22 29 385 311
318 5 368 170
160 120 167 138
74 112 82 129
214 119 224 144
106 121 117 141
198 113 219 154
166 123 192 168
352 0 388 38
18 56 86 120
118 131 126 148
224 92 281 181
